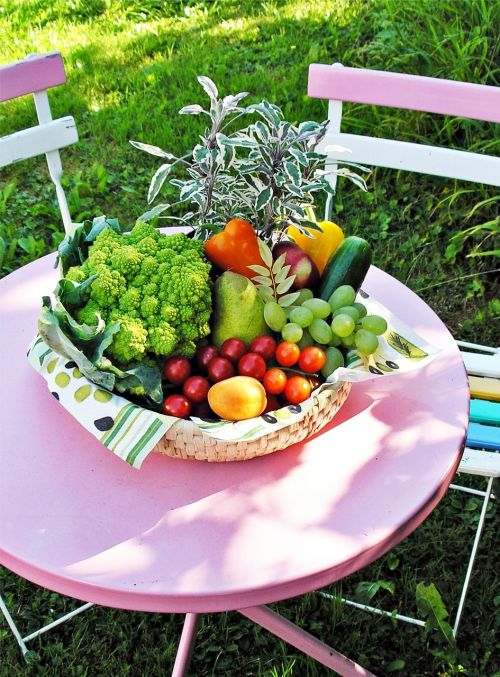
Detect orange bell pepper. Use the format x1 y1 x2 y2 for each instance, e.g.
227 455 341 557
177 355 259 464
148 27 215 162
286 221 344 274
204 218 266 278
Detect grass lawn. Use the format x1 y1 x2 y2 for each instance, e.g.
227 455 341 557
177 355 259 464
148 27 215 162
0 0 498 675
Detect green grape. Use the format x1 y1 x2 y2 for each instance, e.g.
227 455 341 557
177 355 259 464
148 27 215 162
309 318 333 344
321 347 345 378
289 306 314 328
297 329 315 350
296 288 314 304
361 315 388 336
331 313 355 338
355 329 379 355
302 298 332 319
332 305 360 322
353 302 367 318
341 333 356 348
329 333 342 347
285 305 298 319
328 285 356 311
282 322 303 343
264 302 287 332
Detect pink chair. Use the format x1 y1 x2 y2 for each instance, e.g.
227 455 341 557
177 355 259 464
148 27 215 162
307 62 500 638
0 52 91 657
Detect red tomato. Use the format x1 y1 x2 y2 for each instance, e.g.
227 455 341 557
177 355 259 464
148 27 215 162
195 345 219 372
162 394 192 419
275 341 300 367
238 352 267 380
182 376 210 403
163 356 191 385
250 335 277 361
207 356 235 383
263 368 287 395
284 376 312 404
298 346 327 373
220 338 247 364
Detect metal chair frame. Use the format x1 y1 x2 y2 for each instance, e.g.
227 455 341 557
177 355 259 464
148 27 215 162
308 62 500 638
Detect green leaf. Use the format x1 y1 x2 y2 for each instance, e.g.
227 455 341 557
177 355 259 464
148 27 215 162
257 285 275 301
252 275 273 286
416 582 456 647
56 218 122 275
272 253 287 274
387 659 405 672
257 238 273 267
148 163 172 204
278 291 300 307
274 265 291 283
55 276 97 310
276 277 295 294
248 264 270 276
354 580 395 604
255 186 273 211
284 160 301 185
289 147 308 166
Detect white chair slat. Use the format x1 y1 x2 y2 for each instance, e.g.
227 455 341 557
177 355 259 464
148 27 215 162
462 351 500 379
458 447 500 477
317 132 500 186
0 117 78 168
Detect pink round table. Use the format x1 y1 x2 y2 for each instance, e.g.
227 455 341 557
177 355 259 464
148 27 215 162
0 255 468 676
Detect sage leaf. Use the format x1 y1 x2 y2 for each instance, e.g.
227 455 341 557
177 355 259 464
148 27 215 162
129 140 174 159
255 186 273 211
197 75 218 101
138 203 171 222
179 104 205 115
148 163 172 204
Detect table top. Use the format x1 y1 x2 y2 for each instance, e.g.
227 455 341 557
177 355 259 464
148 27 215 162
0 254 468 614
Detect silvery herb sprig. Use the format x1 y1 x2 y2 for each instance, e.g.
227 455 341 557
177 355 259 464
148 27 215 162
131 76 367 240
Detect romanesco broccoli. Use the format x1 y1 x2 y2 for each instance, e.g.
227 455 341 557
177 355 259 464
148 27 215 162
70 222 212 364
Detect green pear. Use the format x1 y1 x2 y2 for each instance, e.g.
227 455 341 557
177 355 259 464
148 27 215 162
211 272 270 348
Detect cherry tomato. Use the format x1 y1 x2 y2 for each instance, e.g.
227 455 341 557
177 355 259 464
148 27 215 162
298 346 327 373
162 394 192 419
195 345 218 372
275 341 300 367
207 356 235 383
220 338 247 364
263 394 280 414
191 401 217 419
284 376 312 404
250 335 277 361
163 356 191 385
182 375 210 404
263 368 287 395
238 352 267 380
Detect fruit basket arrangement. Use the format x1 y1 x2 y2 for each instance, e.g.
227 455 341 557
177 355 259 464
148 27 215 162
28 78 437 467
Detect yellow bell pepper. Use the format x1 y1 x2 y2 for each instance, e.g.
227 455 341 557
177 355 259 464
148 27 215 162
286 221 344 274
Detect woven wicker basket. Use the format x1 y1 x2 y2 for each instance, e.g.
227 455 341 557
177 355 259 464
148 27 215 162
153 381 351 462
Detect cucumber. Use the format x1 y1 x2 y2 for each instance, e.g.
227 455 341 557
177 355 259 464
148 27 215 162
318 236 372 300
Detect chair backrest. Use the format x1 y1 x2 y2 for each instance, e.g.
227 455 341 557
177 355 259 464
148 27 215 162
0 52 78 235
307 64 500 218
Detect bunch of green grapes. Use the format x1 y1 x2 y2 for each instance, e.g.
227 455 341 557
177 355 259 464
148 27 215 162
265 285 388 366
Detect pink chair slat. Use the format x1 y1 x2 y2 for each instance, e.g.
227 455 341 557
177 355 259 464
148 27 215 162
308 64 500 124
0 52 66 103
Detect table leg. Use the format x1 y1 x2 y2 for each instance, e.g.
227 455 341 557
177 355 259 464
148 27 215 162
171 613 201 677
238 605 375 677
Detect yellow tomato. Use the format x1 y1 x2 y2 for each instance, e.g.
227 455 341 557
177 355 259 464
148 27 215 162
208 376 267 421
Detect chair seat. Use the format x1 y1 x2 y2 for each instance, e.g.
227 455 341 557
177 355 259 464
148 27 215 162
466 422 500 451
462 351 500 379
470 399 500 425
468 376 500 402
458 447 500 477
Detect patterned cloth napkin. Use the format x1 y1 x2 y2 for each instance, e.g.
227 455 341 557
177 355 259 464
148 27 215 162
28 291 439 468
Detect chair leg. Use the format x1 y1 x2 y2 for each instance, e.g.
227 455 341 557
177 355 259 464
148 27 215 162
452 476 494 637
0 593 30 656
171 613 201 677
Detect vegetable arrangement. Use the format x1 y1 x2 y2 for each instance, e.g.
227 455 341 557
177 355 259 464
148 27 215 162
38 78 386 426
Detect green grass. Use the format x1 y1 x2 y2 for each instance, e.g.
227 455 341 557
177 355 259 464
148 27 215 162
0 0 499 675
